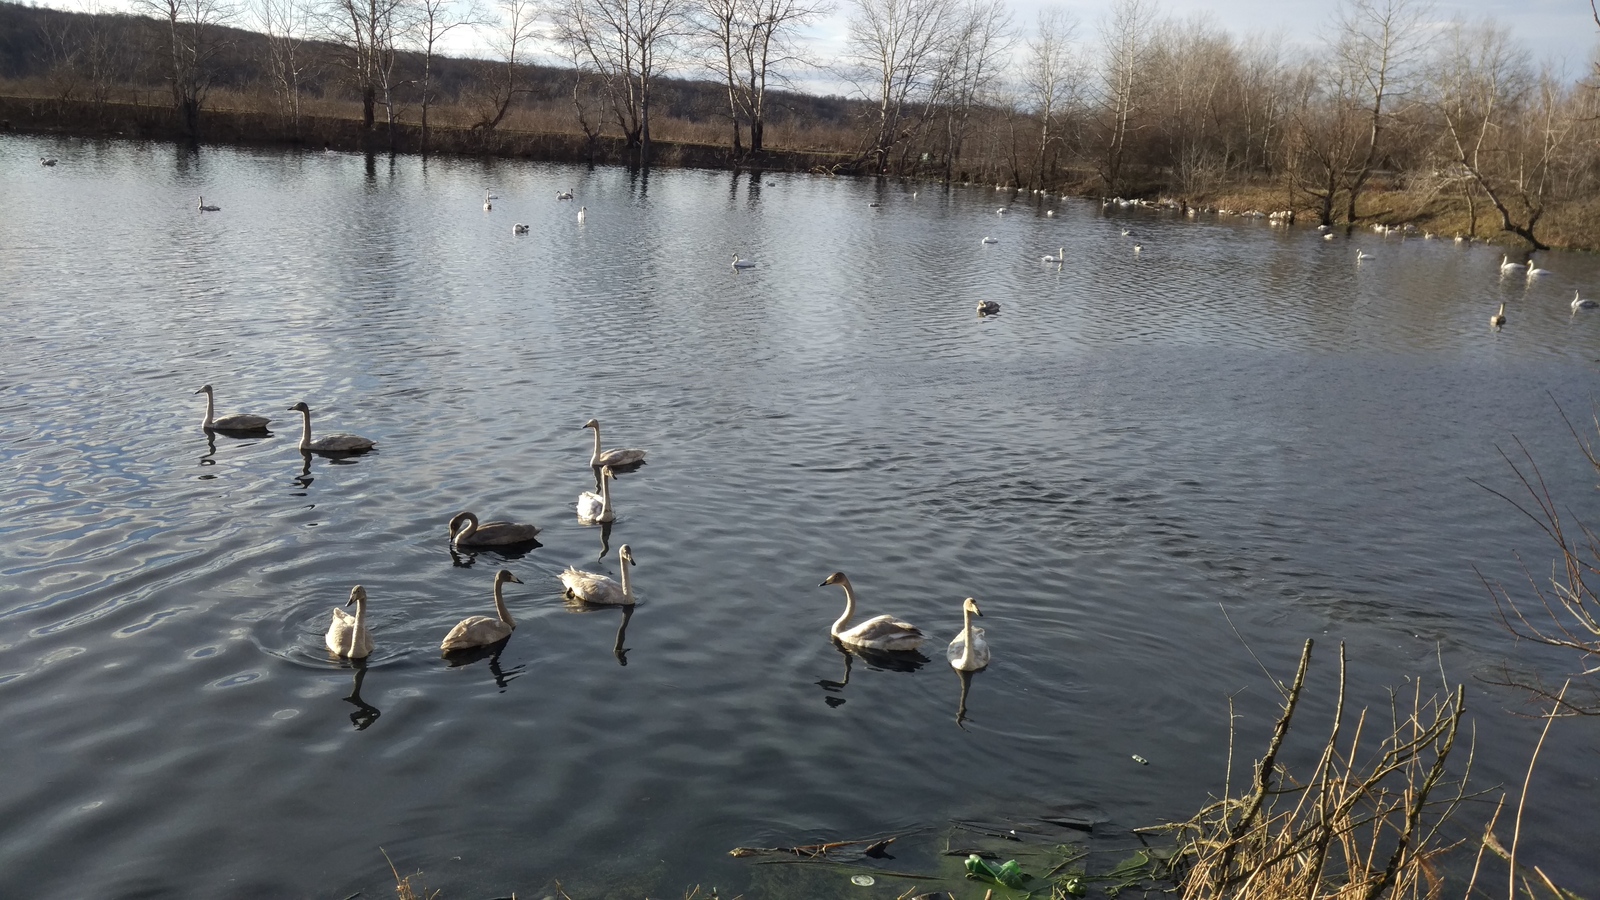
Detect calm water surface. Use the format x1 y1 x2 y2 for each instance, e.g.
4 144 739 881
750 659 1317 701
3 135 1599 898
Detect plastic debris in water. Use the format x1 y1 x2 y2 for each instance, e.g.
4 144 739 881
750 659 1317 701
851 875 876 886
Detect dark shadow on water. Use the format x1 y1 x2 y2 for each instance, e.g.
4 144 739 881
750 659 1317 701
613 604 633 666
341 659 381 730
596 520 612 560
442 639 523 692
955 667 977 730
449 541 543 568
817 642 929 707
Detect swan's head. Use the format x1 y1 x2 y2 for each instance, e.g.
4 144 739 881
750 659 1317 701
582 418 600 430
448 511 475 534
619 544 634 565
963 597 982 616
347 585 367 606
195 384 213 395
819 571 851 588
599 465 615 481
495 569 523 586
287 401 311 413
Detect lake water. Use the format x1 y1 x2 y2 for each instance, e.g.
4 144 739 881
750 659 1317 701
3 134 1599 899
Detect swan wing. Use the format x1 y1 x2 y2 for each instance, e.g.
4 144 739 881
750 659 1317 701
441 615 512 652
559 567 624 604
326 608 373 658
838 614 923 651
462 521 541 545
310 432 376 452
947 627 989 669
576 491 605 521
212 413 271 431
596 448 647 467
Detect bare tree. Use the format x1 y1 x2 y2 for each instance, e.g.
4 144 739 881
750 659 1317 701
470 0 540 130
1023 9 1076 188
135 0 237 136
1326 0 1429 224
553 0 692 162
1095 0 1155 194
845 0 957 173
699 0 830 156
319 0 409 138
257 0 314 134
927 0 1011 180
413 0 478 148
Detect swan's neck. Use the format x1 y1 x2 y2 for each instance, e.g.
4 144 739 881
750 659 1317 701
349 595 367 654
297 408 313 450
619 556 633 601
454 513 478 542
599 472 612 518
961 605 975 647
589 425 603 465
830 581 857 636
201 392 215 428
493 579 515 629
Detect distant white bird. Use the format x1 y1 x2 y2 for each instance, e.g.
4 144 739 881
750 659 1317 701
732 254 756 269
483 194 493 211
1120 227 1131 236
976 300 1001 316
996 208 1008 215
1322 233 1335 241
513 223 529 234
325 585 374 659
1491 302 1506 328
441 569 522 652
1356 250 1374 262
197 196 220 212
1500 255 1521 273
1041 248 1064 263
556 190 574 200
559 545 637 606
577 206 586 223
1525 261 1550 278
1133 244 1142 254
981 236 998 244
1045 210 1055 217
1572 291 1597 311
577 466 616 524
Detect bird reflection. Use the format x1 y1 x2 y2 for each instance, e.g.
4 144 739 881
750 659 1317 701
443 639 523 691
816 642 929 708
597 520 613 560
292 452 315 492
198 432 217 477
592 460 645 491
955 668 977 730
448 542 543 569
612 604 633 666
343 659 381 730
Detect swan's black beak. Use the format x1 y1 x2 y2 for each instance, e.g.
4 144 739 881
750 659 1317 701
818 580 829 587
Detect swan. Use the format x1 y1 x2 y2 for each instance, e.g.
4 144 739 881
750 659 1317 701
1500 255 1521 273
449 511 540 548
1045 210 1054 217
40 157 57 166
976 300 1000 316
195 384 270 432
584 418 646 468
996 208 1008 215
577 466 616 523
981 236 998 244
1525 261 1550 278
286 402 376 454
947 597 989 671
1356 250 1373 261
441 569 523 652
325 585 374 659
819 572 924 651
556 190 574 200
1491 302 1506 328
483 193 493 211
1120 227 1131 236
1322 233 1335 241
513 223 529 234
577 206 586 223
1133 244 1142 254
197 196 220 212
559 544 637 605
1040 248 1064 263
732 254 756 269
1572 291 1596 310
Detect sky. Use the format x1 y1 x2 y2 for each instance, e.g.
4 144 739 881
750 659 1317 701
39 0 1600 97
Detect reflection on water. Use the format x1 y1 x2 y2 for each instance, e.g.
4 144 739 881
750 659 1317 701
3 135 1600 898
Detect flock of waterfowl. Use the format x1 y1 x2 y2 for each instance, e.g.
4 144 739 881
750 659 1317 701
196 384 991 673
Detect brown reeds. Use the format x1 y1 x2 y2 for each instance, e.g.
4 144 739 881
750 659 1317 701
1153 639 1471 900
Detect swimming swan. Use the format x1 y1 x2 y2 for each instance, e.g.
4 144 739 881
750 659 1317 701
513 223 529 234
577 466 616 523
1356 250 1373 261
584 418 646 468
946 597 989 671
819 571 924 651
976 300 1001 316
577 206 586 223
1491 302 1506 328
441 569 523 652
557 190 574 200
325 585 374 659
1041 248 1064 263
195 384 270 432
1499 255 1521 273
197 196 220 212
1526 261 1551 278
1572 291 1596 310
449 511 541 547
287 402 376 454
559 544 637 605
981 236 998 244
732 254 756 269
483 193 493 211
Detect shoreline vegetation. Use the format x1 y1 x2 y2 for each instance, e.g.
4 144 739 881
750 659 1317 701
5 0 1600 250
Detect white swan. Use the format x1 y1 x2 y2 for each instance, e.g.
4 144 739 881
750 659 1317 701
195 384 270 432
287 402 376 453
1120 227 1131 236
1572 291 1596 310
577 206 586 223
1040 248 1064 263
513 223 529 234
325 585 374 659
1322 233 1335 241
557 190 574 200
577 466 616 523
981 236 998 244
1491 302 1506 328
559 544 637 605
197 196 220 212
441 569 523 652
996 208 1008 215
819 572 924 651
1499 254 1521 273
976 300 1000 316
947 597 989 671
449 511 540 548
1045 210 1055 217
732 254 756 269
1133 243 1142 254
584 418 646 468
1525 261 1550 278
483 193 493 211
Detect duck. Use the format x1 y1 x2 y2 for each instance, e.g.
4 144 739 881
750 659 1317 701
513 223 529 234
819 572 924 651
1572 291 1596 310
448 511 540 548
577 206 586 223
441 569 523 652
584 418 646 468
1040 248 1064 263
325 585 374 659
981 236 998 244
195 384 270 432
559 544 637 605
946 597 989 671
976 300 1001 316
1491 302 1506 328
577 465 616 523
732 254 757 269
197 196 220 212
286 401 376 454
1500 254 1521 273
